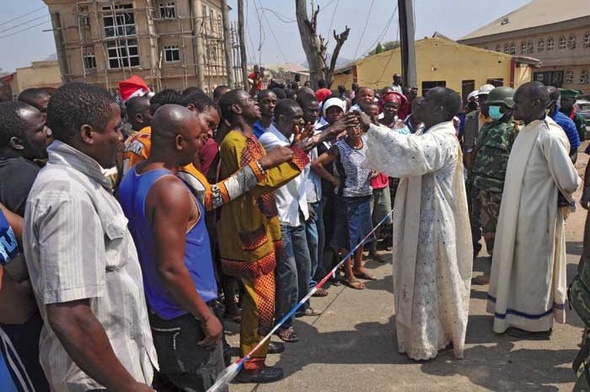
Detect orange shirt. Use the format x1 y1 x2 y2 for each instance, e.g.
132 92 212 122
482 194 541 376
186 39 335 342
122 126 266 210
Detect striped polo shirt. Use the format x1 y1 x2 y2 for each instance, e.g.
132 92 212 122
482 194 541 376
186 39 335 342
23 141 158 392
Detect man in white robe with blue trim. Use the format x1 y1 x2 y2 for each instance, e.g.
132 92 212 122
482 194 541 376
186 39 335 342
488 81 580 338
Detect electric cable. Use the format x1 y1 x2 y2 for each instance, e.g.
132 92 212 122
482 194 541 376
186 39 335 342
0 6 45 28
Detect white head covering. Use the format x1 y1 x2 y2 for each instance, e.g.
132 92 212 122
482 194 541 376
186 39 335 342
322 97 346 119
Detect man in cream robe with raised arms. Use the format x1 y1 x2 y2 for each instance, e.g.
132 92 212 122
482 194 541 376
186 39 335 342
358 87 473 360
488 81 580 338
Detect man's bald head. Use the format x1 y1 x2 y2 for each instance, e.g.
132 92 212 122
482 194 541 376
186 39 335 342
151 104 207 167
18 88 51 113
415 87 461 128
514 81 550 124
152 104 196 142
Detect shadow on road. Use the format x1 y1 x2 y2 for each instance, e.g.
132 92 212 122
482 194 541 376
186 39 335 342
567 241 584 257
421 339 576 391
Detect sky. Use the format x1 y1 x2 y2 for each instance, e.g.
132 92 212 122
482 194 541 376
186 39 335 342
0 0 532 72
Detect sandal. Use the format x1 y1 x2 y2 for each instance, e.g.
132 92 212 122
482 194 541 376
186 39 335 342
312 288 329 297
353 270 377 281
276 327 299 343
295 308 323 318
342 278 365 290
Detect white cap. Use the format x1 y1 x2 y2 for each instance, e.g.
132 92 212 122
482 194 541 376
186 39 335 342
477 84 495 95
467 90 479 101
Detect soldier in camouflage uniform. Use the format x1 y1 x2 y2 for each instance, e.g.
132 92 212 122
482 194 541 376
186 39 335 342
471 86 518 285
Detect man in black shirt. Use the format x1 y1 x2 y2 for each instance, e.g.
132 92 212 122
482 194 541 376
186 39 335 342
0 101 48 216
0 101 50 390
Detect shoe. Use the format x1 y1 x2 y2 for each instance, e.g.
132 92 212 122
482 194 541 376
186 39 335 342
506 327 552 340
235 366 285 383
267 341 285 354
295 308 323 318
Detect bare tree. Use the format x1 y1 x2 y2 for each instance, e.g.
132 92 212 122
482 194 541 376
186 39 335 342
295 0 350 89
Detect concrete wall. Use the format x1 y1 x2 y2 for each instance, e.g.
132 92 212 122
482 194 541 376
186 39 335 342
356 37 517 94
332 72 354 91
14 61 62 93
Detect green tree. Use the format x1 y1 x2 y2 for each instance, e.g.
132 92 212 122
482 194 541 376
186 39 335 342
368 40 400 56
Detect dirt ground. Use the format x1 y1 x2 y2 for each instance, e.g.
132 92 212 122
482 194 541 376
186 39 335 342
225 142 590 392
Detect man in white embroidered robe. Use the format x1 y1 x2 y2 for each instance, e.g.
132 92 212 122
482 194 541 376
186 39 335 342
488 81 580 337
361 87 473 360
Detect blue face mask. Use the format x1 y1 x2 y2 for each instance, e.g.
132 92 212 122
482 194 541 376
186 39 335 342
488 105 504 120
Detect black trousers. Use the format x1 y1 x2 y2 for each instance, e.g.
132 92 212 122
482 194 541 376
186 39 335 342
149 306 227 392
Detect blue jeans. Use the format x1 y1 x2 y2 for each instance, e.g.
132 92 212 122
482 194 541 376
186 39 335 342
306 201 326 287
275 224 311 329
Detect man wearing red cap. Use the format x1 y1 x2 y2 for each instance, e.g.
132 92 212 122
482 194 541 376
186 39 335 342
118 75 152 103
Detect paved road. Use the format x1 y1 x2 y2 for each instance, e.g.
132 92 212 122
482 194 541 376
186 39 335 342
225 150 590 392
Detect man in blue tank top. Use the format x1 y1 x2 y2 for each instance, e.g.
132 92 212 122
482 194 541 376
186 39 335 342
118 104 226 392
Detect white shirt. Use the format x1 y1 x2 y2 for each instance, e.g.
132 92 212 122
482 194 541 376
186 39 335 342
258 124 309 226
391 84 403 94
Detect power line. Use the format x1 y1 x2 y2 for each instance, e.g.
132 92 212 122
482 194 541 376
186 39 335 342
326 0 340 44
319 0 339 11
0 19 51 40
359 6 398 58
353 0 376 59
245 0 257 63
258 1 288 63
259 7 296 23
0 14 49 34
0 6 45 28
252 0 265 65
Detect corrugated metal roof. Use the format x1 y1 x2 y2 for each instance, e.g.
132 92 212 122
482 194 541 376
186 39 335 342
459 0 590 41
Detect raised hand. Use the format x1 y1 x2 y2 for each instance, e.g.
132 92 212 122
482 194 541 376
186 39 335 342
258 146 295 170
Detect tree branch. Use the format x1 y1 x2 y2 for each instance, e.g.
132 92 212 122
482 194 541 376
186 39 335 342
329 26 350 75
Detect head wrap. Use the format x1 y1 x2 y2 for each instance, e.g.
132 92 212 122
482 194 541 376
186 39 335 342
322 97 346 119
378 91 409 120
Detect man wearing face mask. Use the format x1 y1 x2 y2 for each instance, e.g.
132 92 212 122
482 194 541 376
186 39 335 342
470 87 518 285
547 86 580 163
463 84 495 259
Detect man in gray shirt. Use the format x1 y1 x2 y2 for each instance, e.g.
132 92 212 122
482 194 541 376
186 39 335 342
23 82 157 392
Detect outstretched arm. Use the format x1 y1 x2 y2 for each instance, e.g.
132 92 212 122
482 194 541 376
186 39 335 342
364 123 453 178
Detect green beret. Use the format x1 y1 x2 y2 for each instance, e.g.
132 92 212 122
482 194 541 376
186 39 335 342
559 89 580 99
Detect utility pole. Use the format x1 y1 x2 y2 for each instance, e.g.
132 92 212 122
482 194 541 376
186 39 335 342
237 0 249 90
220 0 234 88
398 0 417 89
191 0 205 89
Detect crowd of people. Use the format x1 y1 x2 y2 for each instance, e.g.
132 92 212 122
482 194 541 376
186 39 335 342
0 68 585 391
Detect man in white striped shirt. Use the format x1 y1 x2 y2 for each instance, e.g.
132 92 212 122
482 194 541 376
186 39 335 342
23 83 158 392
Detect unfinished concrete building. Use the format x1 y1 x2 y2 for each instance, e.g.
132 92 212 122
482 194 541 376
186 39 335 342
43 0 236 93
